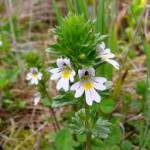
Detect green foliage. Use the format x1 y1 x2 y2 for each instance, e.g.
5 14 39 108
121 140 132 150
105 125 122 146
2 1 150 149
52 0 62 24
70 109 111 139
50 13 105 67
52 92 79 107
42 98 52 107
136 80 147 96
55 129 78 150
74 0 89 19
92 118 111 139
23 52 44 69
131 0 146 16
0 66 20 89
100 98 115 114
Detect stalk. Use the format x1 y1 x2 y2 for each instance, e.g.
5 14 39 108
85 102 91 150
40 81 60 131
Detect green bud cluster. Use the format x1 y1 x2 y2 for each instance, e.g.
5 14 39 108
50 13 103 68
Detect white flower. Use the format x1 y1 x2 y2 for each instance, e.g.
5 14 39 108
34 93 41 106
26 67 42 85
0 41 3 47
49 58 76 92
97 42 119 69
70 68 107 106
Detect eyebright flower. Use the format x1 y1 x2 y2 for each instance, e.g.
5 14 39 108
26 67 42 85
0 41 2 46
49 58 76 92
70 68 107 106
34 92 41 106
97 42 119 69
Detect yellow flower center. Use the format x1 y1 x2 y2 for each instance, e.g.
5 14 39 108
33 73 38 78
83 81 94 90
61 69 71 79
102 55 108 60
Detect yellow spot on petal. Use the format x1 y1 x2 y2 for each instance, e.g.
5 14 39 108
33 73 38 78
61 69 71 79
102 55 108 60
83 81 94 90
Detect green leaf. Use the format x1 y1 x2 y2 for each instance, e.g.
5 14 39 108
105 126 121 146
110 145 120 150
52 0 62 24
55 129 77 150
121 140 132 150
41 98 51 107
70 109 86 135
92 118 111 139
52 92 79 108
100 99 115 113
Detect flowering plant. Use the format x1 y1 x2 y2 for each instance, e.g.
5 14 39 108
47 13 119 149
25 13 119 149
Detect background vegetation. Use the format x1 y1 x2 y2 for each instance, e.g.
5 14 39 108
0 0 150 149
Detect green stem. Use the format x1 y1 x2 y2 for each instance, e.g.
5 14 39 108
85 103 91 150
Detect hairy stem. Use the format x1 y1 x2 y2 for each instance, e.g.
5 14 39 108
40 81 60 131
85 103 91 150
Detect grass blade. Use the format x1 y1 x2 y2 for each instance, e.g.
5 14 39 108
52 0 62 24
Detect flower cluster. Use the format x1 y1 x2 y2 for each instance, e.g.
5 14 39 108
50 58 75 92
26 41 119 106
26 67 42 85
97 42 119 69
49 42 119 106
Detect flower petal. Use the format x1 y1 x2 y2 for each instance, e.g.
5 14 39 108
93 81 106 91
78 69 86 78
30 67 38 73
87 68 95 76
85 90 93 106
37 73 42 80
31 78 38 85
93 77 107 84
26 73 32 80
50 73 61 80
104 48 111 54
57 58 64 68
75 86 84 98
105 52 115 59
56 77 69 92
106 59 119 69
70 71 76 82
91 89 101 103
70 81 81 91
64 58 70 66
34 97 40 105
49 68 60 73
98 42 105 51
78 68 95 78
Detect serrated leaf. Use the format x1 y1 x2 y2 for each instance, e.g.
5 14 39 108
70 109 111 139
52 92 79 108
92 118 111 139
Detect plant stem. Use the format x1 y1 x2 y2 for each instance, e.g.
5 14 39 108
85 103 91 150
40 81 60 131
